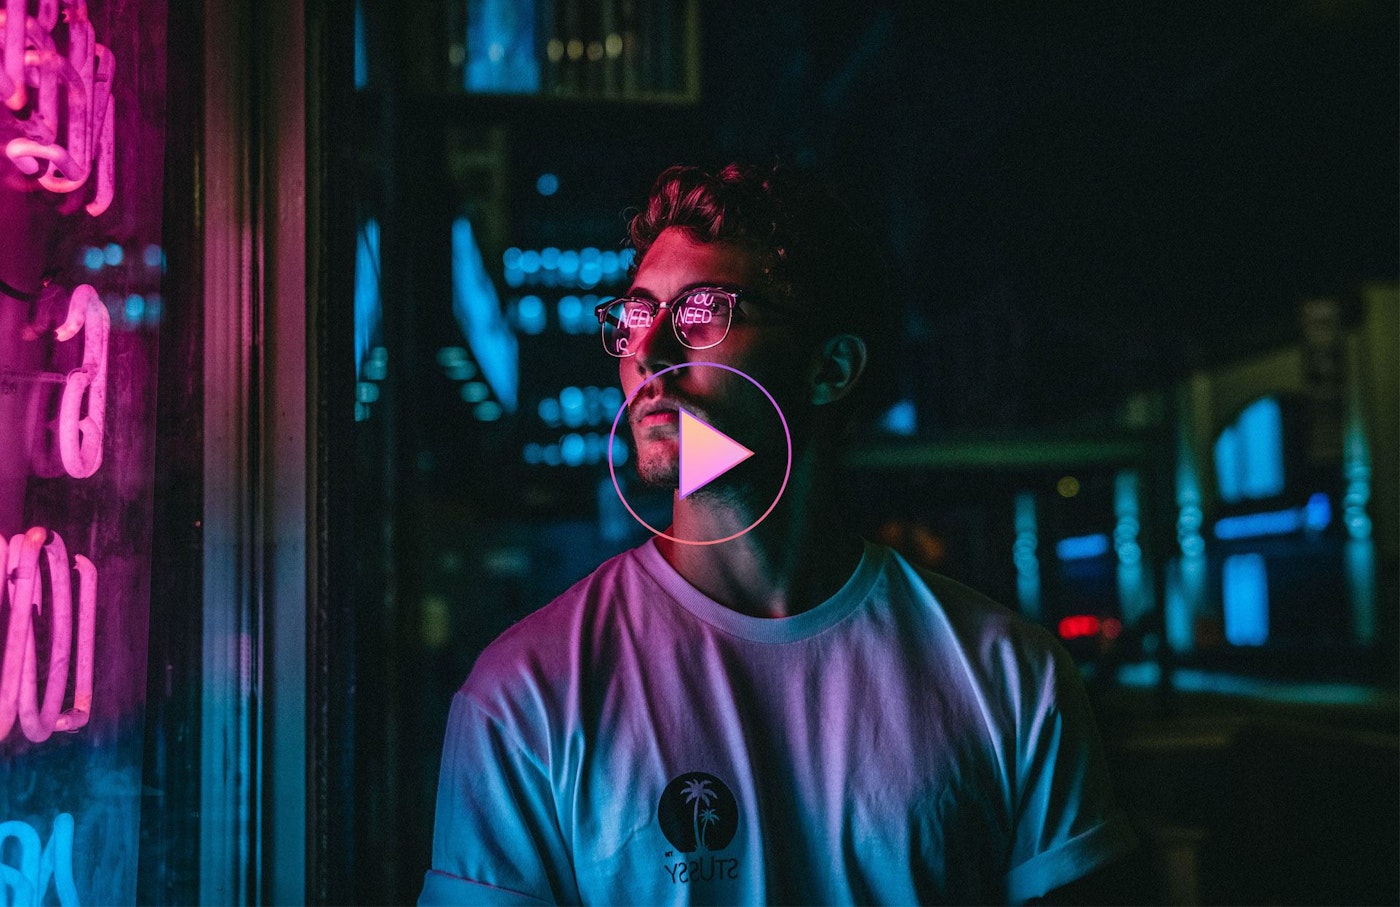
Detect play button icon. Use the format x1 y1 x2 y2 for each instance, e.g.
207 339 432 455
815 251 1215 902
678 407 754 499
608 361 792 545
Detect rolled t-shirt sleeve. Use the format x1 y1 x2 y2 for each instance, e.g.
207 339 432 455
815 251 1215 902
420 692 579 906
1004 644 1137 904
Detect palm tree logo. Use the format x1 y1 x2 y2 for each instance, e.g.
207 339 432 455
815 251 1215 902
680 777 718 852
658 772 737 853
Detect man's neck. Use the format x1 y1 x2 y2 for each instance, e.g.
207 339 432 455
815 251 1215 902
654 447 862 618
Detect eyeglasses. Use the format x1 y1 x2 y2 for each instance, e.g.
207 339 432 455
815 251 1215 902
594 286 789 358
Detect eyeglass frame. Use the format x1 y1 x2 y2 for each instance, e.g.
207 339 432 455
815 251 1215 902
593 285 797 358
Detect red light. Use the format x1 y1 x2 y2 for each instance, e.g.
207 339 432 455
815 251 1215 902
1101 617 1123 640
1058 614 1101 640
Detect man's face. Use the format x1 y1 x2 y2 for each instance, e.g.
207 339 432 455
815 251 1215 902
621 228 812 493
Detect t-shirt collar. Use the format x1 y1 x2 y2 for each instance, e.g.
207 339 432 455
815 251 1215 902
634 537 885 643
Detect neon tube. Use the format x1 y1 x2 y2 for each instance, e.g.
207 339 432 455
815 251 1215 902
18 531 73 743
0 528 45 740
0 812 79 906
0 1 116 215
2 0 26 109
0 529 97 744
56 284 108 478
54 554 96 732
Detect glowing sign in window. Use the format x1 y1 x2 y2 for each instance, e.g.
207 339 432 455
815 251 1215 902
1057 614 1123 641
53 286 109 478
1215 396 1285 503
2 1 117 217
1055 533 1110 562
2 528 98 744
1222 553 1269 646
1213 492 1331 540
1 286 113 474
0 812 79 905
1058 614 1100 640
463 0 540 94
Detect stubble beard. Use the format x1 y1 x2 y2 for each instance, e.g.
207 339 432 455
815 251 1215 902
632 436 777 513
635 441 680 489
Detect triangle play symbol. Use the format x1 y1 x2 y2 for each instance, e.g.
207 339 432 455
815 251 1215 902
678 407 754 499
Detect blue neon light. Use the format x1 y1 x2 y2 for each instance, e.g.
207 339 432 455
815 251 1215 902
1215 396 1285 503
1115 470 1151 624
354 219 382 382
452 218 518 412
1342 399 1375 642
503 246 633 290
878 399 917 436
1172 430 1207 653
1214 426 1240 502
515 295 546 334
354 0 367 89
1056 533 1111 562
1343 413 1373 541
124 294 145 324
1222 553 1269 646
1118 665 1390 706
464 0 540 93
557 295 586 334
1214 493 1331 540
1012 492 1040 620
1239 398 1284 498
1303 491 1332 531
1215 509 1300 539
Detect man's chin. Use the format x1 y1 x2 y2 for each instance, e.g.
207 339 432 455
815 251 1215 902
635 457 679 490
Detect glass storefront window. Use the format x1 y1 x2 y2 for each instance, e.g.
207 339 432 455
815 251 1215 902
0 2 167 903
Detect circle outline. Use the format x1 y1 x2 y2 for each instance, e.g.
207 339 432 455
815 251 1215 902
607 361 792 545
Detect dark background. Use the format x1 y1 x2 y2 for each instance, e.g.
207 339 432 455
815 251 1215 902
346 2 1398 903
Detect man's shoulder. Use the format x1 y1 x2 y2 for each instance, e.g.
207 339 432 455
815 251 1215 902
885 551 1066 685
888 553 1051 645
459 543 650 702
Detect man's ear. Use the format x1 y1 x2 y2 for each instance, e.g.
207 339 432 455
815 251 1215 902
809 334 867 406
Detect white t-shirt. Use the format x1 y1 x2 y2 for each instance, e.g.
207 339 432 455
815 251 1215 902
421 539 1135 905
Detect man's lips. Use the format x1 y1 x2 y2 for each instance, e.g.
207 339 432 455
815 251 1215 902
634 410 680 435
630 398 689 435
633 397 682 419
630 397 688 425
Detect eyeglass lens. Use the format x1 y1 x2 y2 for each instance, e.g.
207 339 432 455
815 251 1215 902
601 290 731 356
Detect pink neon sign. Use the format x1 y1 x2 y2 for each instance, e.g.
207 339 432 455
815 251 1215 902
2 2 159 903
0 526 97 744
52 284 108 478
0 0 116 216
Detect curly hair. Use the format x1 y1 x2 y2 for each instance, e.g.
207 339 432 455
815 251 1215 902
626 162 897 417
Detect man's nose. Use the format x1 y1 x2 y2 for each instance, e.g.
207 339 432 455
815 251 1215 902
632 305 682 373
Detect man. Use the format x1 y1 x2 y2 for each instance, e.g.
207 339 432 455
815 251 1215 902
421 163 1136 905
